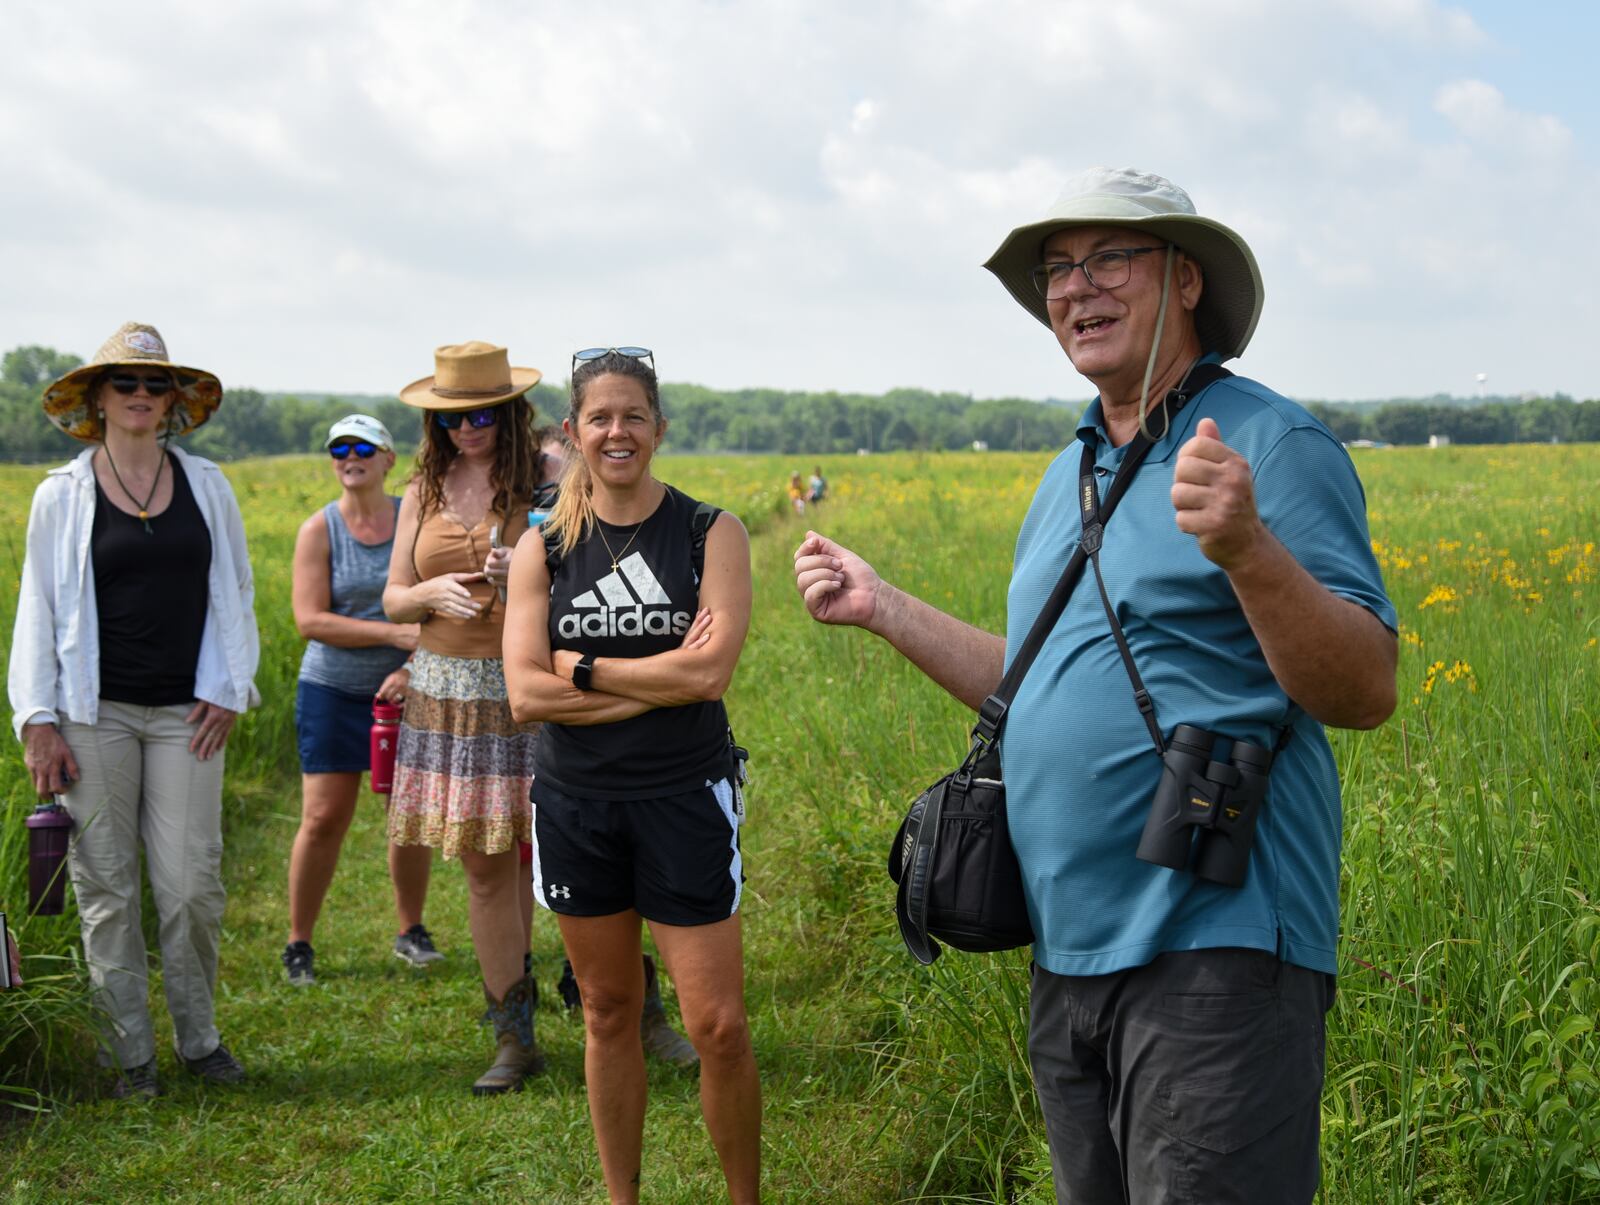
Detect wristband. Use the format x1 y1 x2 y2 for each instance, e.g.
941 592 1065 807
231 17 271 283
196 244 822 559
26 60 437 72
572 654 595 691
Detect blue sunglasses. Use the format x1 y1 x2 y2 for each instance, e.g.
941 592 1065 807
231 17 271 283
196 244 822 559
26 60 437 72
434 406 501 430
329 440 379 459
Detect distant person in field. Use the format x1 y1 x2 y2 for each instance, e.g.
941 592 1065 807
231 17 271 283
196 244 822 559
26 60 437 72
10 322 258 1098
504 347 759 1205
807 465 826 505
787 470 806 515
793 168 1398 1202
382 341 547 1095
281 415 428 988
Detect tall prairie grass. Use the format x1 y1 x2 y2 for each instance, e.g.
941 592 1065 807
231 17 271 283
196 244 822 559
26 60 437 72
0 445 1596 1201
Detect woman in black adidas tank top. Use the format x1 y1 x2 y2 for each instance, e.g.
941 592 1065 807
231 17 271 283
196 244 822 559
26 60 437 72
505 349 758 1204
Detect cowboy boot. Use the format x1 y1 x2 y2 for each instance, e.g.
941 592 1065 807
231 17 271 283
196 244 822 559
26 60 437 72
472 973 546 1096
640 954 699 1069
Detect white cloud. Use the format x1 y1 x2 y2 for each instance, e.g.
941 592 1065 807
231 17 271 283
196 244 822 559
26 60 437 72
0 0 1594 403
1434 79 1573 156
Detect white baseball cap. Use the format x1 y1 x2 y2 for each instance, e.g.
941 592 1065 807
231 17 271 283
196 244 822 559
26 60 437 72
326 414 394 450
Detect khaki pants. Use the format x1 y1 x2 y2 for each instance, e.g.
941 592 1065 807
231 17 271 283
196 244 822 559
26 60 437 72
60 700 226 1068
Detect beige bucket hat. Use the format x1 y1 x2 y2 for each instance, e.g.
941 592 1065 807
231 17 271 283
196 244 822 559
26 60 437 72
983 167 1264 360
43 321 223 442
399 341 543 411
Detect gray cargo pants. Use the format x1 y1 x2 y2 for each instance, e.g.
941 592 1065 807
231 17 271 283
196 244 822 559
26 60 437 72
1029 947 1334 1204
61 701 227 1068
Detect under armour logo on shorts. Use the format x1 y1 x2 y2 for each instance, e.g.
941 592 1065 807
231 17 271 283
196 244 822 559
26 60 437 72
548 884 572 900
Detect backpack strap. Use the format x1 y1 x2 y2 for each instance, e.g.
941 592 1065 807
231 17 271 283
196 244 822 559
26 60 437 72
542 490 723 583
542 520 563 578
689 499 720 584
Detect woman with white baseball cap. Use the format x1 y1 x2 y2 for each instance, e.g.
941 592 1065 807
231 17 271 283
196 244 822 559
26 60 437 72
281 414 438 988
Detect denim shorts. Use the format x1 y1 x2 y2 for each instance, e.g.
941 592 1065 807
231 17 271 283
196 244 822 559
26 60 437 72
295 679 374 774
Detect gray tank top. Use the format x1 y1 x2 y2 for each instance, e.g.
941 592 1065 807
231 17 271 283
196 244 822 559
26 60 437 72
297 498 409 695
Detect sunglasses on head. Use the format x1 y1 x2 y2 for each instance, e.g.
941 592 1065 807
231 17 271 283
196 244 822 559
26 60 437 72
571 346 654 376
434 406 501 430
107 372 176 397
329 440 380 460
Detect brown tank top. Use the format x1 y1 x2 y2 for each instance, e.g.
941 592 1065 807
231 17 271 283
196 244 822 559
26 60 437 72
411 508 527 658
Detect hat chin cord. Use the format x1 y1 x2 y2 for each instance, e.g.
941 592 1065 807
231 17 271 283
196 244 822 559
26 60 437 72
1136 245 1176 443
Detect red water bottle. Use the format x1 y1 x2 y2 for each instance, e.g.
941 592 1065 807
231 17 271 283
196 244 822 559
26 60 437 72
26 800 75 916
371 699 403 793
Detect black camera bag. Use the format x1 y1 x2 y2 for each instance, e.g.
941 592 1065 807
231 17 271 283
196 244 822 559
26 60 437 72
887 363 1232 964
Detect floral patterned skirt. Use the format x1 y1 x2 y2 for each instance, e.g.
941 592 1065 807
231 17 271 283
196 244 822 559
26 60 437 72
387 649 536 858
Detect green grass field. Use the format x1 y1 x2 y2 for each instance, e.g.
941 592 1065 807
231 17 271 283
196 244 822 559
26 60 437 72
2 445 1598 1202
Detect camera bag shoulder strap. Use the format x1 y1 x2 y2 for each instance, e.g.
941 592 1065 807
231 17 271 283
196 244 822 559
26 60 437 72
967 362 1233 752
1077 362 1233 756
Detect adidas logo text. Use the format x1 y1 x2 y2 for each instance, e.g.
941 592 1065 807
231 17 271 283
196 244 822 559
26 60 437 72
556 551 692 641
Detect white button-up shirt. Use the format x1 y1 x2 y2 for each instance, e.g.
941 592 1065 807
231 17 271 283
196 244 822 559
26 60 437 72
9 445 260 740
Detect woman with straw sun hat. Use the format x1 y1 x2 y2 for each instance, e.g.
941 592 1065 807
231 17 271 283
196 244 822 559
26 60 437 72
8 321 259 1099
382 340 548 1094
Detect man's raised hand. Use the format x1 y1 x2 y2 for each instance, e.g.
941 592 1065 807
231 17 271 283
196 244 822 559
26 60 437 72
1171 417 1266 570
793 531 882 629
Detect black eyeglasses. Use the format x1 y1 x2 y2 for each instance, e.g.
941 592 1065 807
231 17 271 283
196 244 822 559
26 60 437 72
571 346 654 376
1029 245 1167 299
107 372 176 397
434 406 501 430
329 440 380 460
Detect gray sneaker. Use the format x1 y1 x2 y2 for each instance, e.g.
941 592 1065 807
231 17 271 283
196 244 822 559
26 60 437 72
112 1057 161 1099
181 1042 245 1084
281 941 315 987
394 924 445 967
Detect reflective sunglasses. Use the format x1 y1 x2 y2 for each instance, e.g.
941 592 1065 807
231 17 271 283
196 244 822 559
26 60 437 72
571 346 654 376
434 406 501 430
107 372 176 397
329 440 380 460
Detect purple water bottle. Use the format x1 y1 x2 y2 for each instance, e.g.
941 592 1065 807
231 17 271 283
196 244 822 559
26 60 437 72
26 801 74 916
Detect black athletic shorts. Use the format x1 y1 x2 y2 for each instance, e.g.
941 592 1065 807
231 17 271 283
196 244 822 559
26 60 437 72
529 775 745 926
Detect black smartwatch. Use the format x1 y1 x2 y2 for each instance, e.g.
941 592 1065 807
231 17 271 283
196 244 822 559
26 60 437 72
572 653 595 691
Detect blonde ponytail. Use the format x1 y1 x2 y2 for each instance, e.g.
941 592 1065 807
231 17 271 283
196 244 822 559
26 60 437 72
544 441 596 558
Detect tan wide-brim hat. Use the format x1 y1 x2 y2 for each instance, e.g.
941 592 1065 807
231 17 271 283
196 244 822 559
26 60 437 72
399 341 543 411
983 167 1264 361
43 321 223 442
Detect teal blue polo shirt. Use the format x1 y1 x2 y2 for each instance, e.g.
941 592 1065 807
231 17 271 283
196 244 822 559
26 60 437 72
1003 367 1396 977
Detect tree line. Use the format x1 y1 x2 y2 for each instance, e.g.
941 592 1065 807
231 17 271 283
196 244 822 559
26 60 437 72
3 343 1598 463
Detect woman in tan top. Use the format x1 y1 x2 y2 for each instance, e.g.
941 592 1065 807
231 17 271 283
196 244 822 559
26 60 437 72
383 341 546 1095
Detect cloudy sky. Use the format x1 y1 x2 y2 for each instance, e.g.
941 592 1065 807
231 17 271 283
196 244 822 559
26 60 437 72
3 0 1595 403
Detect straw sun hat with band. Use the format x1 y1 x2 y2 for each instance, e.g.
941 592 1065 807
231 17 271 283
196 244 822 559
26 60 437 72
983 167 1264 435
43 321 223 443
399 342 543 412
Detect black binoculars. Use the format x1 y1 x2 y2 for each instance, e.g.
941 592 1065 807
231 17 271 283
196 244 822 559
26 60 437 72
1135 724 1273 887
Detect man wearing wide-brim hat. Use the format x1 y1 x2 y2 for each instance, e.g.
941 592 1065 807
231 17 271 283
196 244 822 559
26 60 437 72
795 168 1399 1200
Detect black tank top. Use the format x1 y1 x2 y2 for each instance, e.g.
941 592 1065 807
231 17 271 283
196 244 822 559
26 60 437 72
535 484 731 800
92 451 212 706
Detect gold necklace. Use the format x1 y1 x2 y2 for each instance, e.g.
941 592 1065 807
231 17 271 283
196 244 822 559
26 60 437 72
595 517 643 573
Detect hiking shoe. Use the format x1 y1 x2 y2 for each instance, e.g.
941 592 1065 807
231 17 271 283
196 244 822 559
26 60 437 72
181 1043 246 1084
281 941 315 987
111 1057 161 1099
394 923 445 967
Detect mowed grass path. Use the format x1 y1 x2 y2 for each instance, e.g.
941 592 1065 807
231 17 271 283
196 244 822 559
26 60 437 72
3 444 1600 1202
